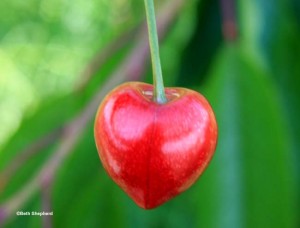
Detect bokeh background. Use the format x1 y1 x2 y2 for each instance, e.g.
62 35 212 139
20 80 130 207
0 0 299 227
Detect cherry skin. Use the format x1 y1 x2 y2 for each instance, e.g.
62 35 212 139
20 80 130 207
94 82 217 209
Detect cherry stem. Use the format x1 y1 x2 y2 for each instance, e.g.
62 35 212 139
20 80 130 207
144 0 167 104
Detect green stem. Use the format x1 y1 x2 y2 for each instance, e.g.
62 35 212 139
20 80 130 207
144 0 167 104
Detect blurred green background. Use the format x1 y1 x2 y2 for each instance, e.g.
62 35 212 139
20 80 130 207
0 0 299 227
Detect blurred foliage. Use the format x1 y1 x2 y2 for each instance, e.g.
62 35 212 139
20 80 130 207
0 0 299 228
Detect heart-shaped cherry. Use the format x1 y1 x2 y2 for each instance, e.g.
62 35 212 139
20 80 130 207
94 0 217 209
94 82 217 209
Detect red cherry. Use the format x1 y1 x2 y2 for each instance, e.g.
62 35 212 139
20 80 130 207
94 82 217 209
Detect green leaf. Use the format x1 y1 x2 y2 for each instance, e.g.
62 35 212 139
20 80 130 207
0 94 82 201
239 0 300 221
195 44 297 228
